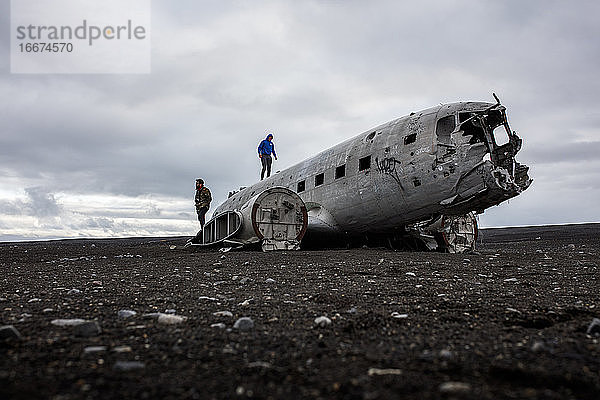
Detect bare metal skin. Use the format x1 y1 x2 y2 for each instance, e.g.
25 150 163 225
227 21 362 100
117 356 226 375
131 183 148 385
213 95 531 252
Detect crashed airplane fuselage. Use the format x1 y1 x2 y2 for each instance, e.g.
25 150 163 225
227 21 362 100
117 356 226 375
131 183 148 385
202 96 532 252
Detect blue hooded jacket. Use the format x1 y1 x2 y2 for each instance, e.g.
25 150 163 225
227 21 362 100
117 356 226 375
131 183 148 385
258 134 277 157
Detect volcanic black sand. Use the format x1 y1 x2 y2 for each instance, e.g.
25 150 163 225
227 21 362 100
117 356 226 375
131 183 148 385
1 224 599 399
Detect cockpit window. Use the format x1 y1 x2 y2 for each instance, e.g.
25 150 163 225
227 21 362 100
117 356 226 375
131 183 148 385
459 109 509 147
489 110 509 146
459 113 485 144
492 125 509 146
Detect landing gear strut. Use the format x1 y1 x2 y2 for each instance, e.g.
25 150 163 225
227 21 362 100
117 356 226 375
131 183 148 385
435 213 478 253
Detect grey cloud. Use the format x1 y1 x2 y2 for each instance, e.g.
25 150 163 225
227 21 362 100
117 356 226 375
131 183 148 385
0 200 25 215
144 203 162 217
527 141 600 164
80 217 115 230
0 1 9 72
0 187 61 217
24 187 62 217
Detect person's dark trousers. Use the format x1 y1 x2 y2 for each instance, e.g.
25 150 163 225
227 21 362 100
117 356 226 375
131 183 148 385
196 206 209 229
260 155 272 180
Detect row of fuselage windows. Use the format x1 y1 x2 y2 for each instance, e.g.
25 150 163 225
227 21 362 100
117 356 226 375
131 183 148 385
296 155 372 193
293 128 420 193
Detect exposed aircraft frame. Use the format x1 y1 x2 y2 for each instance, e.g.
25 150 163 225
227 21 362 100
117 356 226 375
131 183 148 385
191 94 531 253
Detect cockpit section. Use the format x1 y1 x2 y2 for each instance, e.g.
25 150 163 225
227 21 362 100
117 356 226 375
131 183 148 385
434 95 532 210
456 105 524 178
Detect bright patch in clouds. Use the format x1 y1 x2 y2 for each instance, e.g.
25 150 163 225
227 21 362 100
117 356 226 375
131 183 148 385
0 189 197 241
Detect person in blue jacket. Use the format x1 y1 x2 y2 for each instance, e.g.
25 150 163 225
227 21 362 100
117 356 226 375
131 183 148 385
258 133 278 180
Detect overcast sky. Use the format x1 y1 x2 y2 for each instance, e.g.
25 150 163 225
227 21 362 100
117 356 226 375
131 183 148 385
1 0 599 241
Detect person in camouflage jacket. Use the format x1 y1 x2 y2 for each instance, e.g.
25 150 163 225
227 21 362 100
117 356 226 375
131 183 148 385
194 178 212 229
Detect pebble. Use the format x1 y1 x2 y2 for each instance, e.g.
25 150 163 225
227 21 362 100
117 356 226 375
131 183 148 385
112 345 132 353
28 298 41 303
314 316 332 327
368 367 402 376
586 318 600 335
66 289 81 295
347 307 357 314
83 346 107 354
0 325 22 341
239 277 251 284
118 310 137 319
504 278 518 282
198 296 219 302
233 317 254 331
43 308 54 313
531 341 545 352
142 313 163 319
439 349 453 359
51 319 86 326
419 350 433 361
405 272 416 276
391 312 408 319
113 361 145 371
165 309 176 314
238 299 254 306
265 278 276 284
247 361 272 369
213 311 233 318
211 323 226 329
73 321 102 337
157 314 185 325
439 381 471 394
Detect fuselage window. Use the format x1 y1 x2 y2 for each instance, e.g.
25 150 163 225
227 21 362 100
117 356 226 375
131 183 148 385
359 155 371 171
436 115 455 145
404 133 417 145
297 180 306 193
315 173 324 187
335 165 346 179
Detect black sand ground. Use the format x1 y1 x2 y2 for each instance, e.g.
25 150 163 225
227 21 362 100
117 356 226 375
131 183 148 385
1 224 599 399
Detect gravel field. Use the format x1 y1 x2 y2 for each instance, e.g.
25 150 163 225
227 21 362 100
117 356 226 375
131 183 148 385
1 224 599 399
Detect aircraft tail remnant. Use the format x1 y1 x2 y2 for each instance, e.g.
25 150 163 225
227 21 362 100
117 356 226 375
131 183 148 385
197 94 531 252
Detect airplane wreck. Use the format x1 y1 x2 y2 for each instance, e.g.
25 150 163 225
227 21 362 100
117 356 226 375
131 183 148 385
188 94 532 253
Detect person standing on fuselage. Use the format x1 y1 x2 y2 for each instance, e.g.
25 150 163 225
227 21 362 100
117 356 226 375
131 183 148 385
258 133 277 180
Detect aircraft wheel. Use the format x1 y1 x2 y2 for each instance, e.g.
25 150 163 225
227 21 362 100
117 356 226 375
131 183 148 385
437 213 478 253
